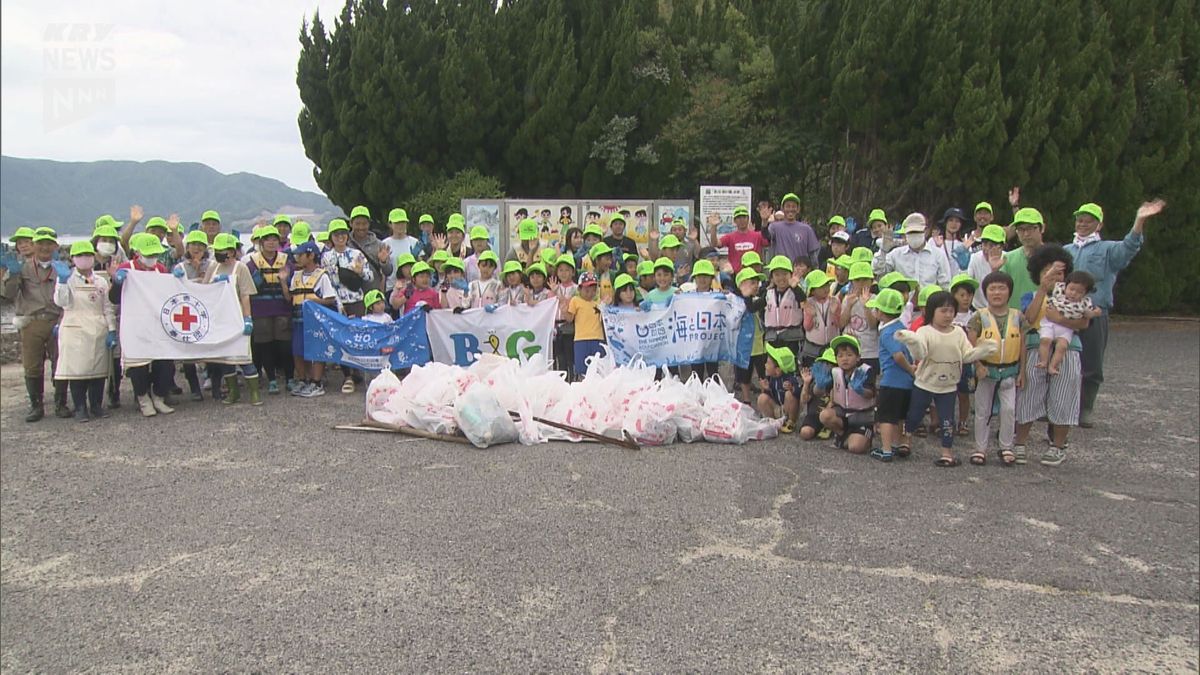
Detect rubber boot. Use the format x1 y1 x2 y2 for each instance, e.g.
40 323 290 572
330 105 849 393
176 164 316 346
24 377 45 422
53 380 72 418
245 375 263 406
137 394 158 417
108 363 122 409
150 393 175 414
222 374 241 405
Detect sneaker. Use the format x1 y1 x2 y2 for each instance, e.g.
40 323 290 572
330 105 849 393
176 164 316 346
780 421 795 434
292 382 312 397
817 428 832 440
341 379 355 394
267 379 280 395
1040 445 1067 467
201 375 211 391
1078 409 1095 429
1012 444 1027 465
287 379 301 393
306 383 326 398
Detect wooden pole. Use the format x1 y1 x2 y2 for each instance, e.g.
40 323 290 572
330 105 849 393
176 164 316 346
335 419 473 445
511 412 641 451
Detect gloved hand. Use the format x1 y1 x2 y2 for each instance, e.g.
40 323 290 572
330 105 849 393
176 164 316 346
172 267 185 278
419 302 432 312
452 307 465 314
105 330 118 349
849 364 872 397
451 278 468 291
52 260 72 282
214 274 230 283
51 324 59 338
242 318 254 336
3 257 22 275
713 292 727 300
404 285 415 299
811 361 834 392
484 304 498 313
639 300 653 311
251 271 265 287
114 268 128 284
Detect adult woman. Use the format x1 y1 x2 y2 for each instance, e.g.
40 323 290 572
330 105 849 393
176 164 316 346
111 233 176 417
53 241 117 422
1013 244 1089 467
90 222 127 407
322 218 372 394
933 208 972 276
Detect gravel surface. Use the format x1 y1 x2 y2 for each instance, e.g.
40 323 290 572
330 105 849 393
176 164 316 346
1 319 1197 672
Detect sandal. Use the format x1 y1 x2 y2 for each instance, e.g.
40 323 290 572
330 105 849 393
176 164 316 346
914 426 928 438
969 451 987 465
997 448 1016 467
935 455 961 467
893 444 912 459
341 379 355 394
780 421 795 434
956 422 970 437
870 447 894 462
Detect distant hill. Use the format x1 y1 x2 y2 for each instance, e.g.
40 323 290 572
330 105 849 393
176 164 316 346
0 156 338 235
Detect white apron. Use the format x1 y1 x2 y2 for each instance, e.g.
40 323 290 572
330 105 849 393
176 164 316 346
54 272 114 380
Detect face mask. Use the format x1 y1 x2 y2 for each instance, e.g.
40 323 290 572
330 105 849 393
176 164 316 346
73 256 95 271
38 259 52 268
139 254 158 267
906 233 926 249
96 242 117 257
215 251 231 263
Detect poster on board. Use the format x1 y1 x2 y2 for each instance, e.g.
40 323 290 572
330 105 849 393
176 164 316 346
461 200 504 254
581 201 654 247
653 200 695 238
699 186 752 246
504 200 579 255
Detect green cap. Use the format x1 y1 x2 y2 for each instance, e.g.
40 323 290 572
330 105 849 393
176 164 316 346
350 205 371 220
974 201 993 214
950 273 979 293
527 262 547 277
805 269 833 289
833 254 854 270
32 227 58 243
273 214 292 226
429 250 449 263
442 256 465 272
879 271 915 290
613 273 635 291
201 210 220 223
518 218 538 241
636 260 654 277
395 253 416 269
447 213 465 225
653 256 674 272
540 248 559 266
91 224 119 240
780 192 800 206
184 230 209 246
736 267 764 286
556 253 577 270
411 261 433 276
364 289 385 308
867 209 887 224
659 234 682 249
388 208 409 223
830 334 861 354
502 260 523 276
764 343 796 374
1073 202 1103 222
469 225 489 241
917 284 944 305
589 242 614 261
95 214 124 229
70 240 96 256
145 216 168 232
418 213 434 225
314 231 329 243
135 235 165 257
848 262 873 281
446 219 465 233
256 225 281 240
9 226 36 242
478 250 499 265
327 218 350 234
608 213 626 225
672 217 686 228
828 215 846 229
851 247 873 264
692 259 716 277
213 233 239 251
732 205 750 218
740 251 763 268
1012 207 1044 227
866 288 905 315
817 347 837 365
980 224 1006 243
624 252 638 263
583 224 605 238
289 221 312 247
766 255 793 274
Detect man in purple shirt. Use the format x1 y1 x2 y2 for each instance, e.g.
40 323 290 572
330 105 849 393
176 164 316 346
767 192 821 267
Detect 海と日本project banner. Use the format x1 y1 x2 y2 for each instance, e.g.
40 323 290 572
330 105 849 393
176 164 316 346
602 293 754 368
426 300 557 367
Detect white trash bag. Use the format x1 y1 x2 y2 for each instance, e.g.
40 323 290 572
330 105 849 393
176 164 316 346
454 383 519 448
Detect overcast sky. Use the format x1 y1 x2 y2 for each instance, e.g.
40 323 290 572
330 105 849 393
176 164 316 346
1 0 342 194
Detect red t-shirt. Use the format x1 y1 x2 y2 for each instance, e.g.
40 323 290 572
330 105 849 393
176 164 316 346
404 286 441 313
719 230 768 273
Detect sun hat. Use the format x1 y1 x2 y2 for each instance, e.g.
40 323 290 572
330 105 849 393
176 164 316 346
653 256 674 272
364 289 385 307
848 262 873 281
866 288 905 315
613 273 635 291
589 242 614 261
326 218 350 234
70 240 96 256
917 284 943 305
212 233 239 251
1073 202 1103 222
902 213 927 233
411 261 432 276
805 269 834 289
478 250 499 265
980 224 1006 243
764 343 796 375
736 267 764 285
350 205 371 220
9 226 36 242
469 226 490 241
636 260 654 277
950 273 979 293
518 218 539 241
740 251 763 268
766 255 793 274
184 230 209 246
388 208 409 223
692 259 716 277
830 334 861 354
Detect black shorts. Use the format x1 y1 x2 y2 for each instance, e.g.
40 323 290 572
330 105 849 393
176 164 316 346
876 386 912 425
834 405 875 437
735 354 766 384
801 410 823 431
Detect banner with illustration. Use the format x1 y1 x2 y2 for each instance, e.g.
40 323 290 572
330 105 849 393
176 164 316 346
303 302 430 370
426 300 558 367
582 201 654 247
461 199 504 254
653 200 695 238
601 293 754 368
699 186 752 246
504 200 580 255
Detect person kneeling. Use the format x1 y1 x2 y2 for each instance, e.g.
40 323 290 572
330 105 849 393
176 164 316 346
819 335 877 454
756 344 800 434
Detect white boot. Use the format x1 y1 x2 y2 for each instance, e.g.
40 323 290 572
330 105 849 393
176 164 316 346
150 394 175 414
137 395 158 417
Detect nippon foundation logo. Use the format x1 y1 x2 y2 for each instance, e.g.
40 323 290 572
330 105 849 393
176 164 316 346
43 23 116 131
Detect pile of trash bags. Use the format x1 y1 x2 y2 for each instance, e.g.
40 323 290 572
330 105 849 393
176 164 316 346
365 348 782 448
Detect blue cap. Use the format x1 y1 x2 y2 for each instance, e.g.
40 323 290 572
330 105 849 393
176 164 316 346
293 241 320 257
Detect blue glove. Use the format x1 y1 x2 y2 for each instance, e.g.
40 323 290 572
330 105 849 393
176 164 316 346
172 267 185 278
52 260 72 282
251 271 265 287
105 330 118 349
713 292 727 300
214 274 230 283
3 258 22 274
51 324 59 338
849 364 871 397
484 304 498 313
638 300 652 311
811 361 833 392
451 278 468 291
114 268 128 284
242 318 254 335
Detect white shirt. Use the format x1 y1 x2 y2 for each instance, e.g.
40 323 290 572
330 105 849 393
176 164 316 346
965 250 998 309
382 236 419 291
873 244 951 290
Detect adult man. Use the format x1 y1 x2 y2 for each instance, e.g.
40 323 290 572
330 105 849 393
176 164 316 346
872 213 950 290
1065 199 1166 427
603 213 638 259
381 208 418 293
766 193 821 266
2 227 70 421
8 227 35 260
1000 207 1046 310
973 201 993 236
347 205 395 293
852 209 885 251
199 210 222 243
709 205 767 274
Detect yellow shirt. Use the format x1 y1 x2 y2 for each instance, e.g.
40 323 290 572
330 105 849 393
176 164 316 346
568 295 604 341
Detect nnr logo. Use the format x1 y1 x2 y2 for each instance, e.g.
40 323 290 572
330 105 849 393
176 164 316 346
43 23 116 131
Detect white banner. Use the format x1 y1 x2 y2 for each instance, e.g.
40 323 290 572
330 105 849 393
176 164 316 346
602 293 753 368
699 185 752 245
426 299 557 367
118 270 251 361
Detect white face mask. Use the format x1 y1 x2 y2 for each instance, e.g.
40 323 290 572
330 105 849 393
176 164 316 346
73 256 95 271
139 254 158 267
96 242 117 257
38 259 52 268
906 233 926 250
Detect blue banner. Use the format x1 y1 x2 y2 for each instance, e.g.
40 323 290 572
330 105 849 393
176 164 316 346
303 303 430 370
602 293 754 368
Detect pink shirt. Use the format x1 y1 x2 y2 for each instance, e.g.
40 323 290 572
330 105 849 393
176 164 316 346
719 230 768 273
404 286 441 314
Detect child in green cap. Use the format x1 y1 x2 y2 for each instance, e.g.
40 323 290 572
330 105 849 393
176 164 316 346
551 255 578 376
798 348 836 441
757 343 800 433
467 252 501 309
819 335 877 453
870 289 916 461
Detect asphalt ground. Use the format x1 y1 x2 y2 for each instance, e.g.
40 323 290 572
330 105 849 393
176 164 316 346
1 319 1197 672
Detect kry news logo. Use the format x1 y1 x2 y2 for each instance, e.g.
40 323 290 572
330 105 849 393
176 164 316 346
43 23 116 131
448 330 541 367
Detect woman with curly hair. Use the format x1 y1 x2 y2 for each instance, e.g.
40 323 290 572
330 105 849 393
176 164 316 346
1013 244 1090 467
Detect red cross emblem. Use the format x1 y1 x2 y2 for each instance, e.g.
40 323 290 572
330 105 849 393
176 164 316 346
160 293 211 343
173 306 198 331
